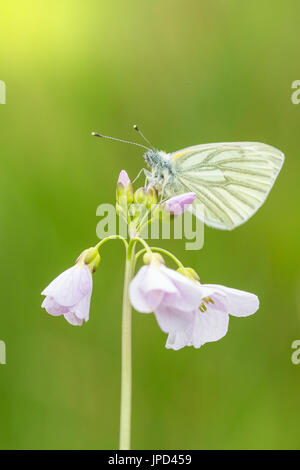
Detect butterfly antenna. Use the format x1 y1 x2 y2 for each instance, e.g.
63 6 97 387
91 132 150 151
133 124 155 150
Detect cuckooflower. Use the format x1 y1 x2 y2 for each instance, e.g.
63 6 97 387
129 257 202 334
166 283 259 350
41 247 99 326
130 260 259 350
164 192 196 216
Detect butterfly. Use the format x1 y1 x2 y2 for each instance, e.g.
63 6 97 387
92 126 284 230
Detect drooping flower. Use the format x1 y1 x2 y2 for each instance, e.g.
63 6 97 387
166 283 259 350
41 247 100 326
164 192 196 216
129 255 202 334
130 258 259 350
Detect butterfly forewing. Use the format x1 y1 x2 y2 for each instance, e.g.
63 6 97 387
169 142 284 230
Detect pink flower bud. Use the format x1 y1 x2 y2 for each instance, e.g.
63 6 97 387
116 170 133 204
164 193 196 216
118 170 131 188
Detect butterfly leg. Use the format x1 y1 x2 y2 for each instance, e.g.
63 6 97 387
159 170 170 202
132 168 147 184
143 169 153 190
160 183 166 202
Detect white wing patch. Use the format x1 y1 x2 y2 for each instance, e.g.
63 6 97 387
169 142 284 230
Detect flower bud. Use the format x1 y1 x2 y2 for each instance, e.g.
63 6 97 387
116 182 124 201
164 193 196 216
143 252 165 266
134 187 146 204
116 170 133 204
77 247 101 273
151 204 163 220
145 186 158 208
116 202 122 215
177 267 200 282
118 170 130 188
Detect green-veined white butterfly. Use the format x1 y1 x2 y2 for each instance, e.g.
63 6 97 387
92 126 284 230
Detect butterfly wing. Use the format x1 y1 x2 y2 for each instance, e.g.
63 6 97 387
168 142 284 230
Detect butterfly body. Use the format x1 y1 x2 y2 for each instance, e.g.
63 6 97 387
144 142 284 230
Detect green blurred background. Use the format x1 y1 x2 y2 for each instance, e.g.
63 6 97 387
0 0 299 450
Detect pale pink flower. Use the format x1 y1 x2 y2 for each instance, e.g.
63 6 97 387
41 265 93 326
130 262 259 349
118 170 131 188
166 284 259 350
164 192 196 216
129 263 202 333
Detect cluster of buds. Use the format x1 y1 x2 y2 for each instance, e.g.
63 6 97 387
116 170 158 207
133 186 158 207
116 170 158 238
115 170 197 238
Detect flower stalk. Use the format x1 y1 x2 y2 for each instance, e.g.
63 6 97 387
119 241 135 450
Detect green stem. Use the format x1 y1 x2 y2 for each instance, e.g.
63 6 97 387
119 241 135 450
130 236 151 253
135 246 184 269
95 235 128 251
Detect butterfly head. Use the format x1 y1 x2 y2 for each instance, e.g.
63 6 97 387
143 149 165 168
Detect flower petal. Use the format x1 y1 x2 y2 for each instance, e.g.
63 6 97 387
129 266 154 313
166 329 193 351
191 309 229 348
160 266 203 311
41 265 92 307
154 305 195 333
69 292 91 322
166 309 229 350
129 265 177 313
42 296 68 316
142 265 178 296
202 284 259 317
64 312 83 326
